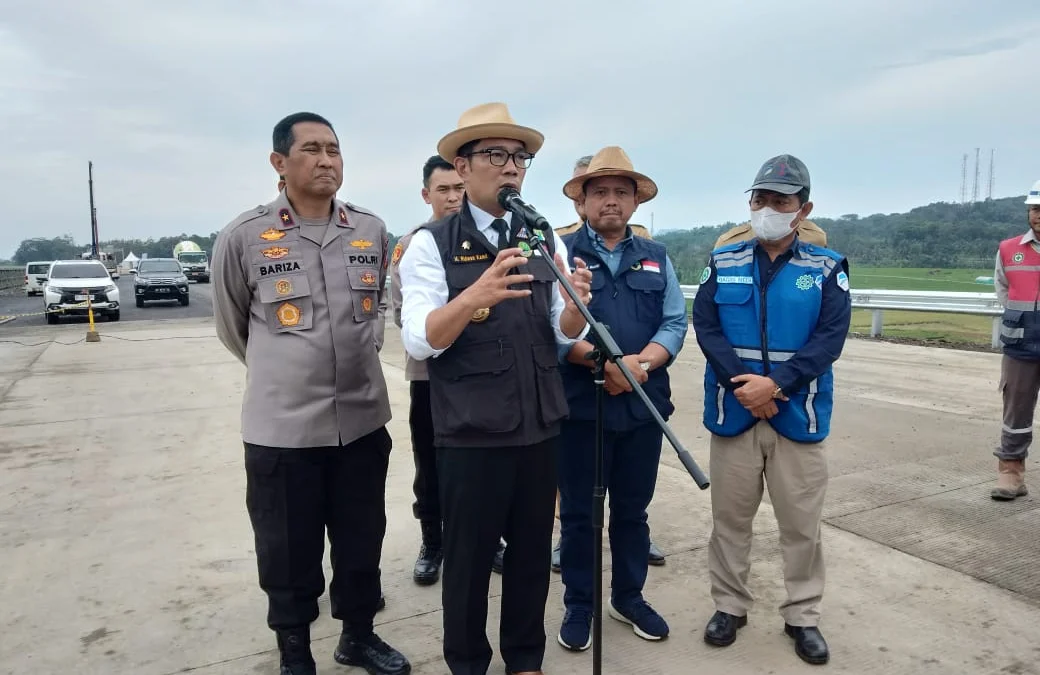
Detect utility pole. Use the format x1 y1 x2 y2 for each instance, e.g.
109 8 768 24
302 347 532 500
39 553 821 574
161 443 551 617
88 161 99 259
987 149 995 201
960 153 968 204
650 212 655 237
971 148 980 204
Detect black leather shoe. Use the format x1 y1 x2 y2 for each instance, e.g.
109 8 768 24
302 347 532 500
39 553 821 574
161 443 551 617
551 539 561 573
334 630 411 675
703 610 747 647
276 628 316 675
413 543 443 585
648 540 665 566
785 624 829 664
492 540 506 575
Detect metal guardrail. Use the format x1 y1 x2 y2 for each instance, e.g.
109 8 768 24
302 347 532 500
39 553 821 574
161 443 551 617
680 285 1006 348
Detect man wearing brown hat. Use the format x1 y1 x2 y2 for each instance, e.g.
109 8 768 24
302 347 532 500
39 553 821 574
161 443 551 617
554 147 686 652
551 154 666 575
398 102 593 675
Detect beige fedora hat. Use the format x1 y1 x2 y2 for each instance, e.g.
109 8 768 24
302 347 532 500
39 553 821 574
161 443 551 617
563 146 658 203
437 102 545 162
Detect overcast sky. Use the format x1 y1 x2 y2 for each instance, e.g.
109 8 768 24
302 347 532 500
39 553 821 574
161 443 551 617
1 0 1038 259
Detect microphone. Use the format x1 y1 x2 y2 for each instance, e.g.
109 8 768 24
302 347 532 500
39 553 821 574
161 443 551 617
497 187 551 232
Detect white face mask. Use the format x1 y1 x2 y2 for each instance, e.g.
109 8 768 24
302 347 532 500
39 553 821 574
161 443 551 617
750 207 799 241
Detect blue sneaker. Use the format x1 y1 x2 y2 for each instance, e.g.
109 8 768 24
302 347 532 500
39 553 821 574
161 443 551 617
608 599 669 641
557 607 593 651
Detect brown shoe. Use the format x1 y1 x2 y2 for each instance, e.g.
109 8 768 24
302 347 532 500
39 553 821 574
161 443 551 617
991 459 1028 500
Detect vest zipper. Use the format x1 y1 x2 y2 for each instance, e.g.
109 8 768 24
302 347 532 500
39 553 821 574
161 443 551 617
498 338 504 357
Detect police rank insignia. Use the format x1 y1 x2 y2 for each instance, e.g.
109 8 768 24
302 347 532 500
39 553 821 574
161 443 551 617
278 209 294 226
471 308 490 323
351 239 373 249
361 296 373 313
261 246 290 259
274 279 293 296
339 209 349 225
276 302 301 327
360 271 377 285
260 228 286 241
391 242 404 265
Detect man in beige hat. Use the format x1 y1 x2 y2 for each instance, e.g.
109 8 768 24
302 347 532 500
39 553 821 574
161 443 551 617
398 102 593 675
551 154 665 575
554 146 686 652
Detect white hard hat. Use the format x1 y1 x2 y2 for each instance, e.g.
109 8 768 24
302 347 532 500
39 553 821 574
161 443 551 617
1027 179 1040 205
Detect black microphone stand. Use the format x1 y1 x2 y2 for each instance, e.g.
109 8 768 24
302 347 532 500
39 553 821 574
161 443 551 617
521 224 710 675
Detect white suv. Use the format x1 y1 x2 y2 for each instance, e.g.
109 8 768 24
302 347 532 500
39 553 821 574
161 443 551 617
44 260 120 324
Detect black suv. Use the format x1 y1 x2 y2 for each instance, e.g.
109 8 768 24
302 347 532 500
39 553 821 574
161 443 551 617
134 258 190 307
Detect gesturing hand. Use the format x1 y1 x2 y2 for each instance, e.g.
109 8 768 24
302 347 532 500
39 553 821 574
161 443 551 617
460 247 534 309
555 254 592 306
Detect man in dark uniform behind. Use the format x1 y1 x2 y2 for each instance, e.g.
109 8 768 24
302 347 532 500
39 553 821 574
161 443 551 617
212 112 409 675
399 101 593 675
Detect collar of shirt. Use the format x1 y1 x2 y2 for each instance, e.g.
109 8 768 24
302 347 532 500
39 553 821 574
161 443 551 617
467 201 513 241
1019 230 1039 246
584 222 633 255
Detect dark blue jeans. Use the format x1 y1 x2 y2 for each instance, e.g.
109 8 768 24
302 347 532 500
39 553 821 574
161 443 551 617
558 420 663 611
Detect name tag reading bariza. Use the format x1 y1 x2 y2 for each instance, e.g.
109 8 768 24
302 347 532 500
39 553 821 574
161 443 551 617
259 261 302 276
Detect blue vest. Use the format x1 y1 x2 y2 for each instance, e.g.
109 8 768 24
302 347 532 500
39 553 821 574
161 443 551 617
703 240 843 443
560 227 673 432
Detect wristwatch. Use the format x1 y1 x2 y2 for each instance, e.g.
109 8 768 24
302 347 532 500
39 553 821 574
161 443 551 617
772 385 784 399
639 361 651 372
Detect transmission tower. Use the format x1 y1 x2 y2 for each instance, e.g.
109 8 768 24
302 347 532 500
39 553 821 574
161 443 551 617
987 149 995 200
971 147 980 203
960 154 968 203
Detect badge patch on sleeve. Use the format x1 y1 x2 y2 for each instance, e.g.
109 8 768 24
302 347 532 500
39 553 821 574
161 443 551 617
361 296 373 313
391 242 404 265
700 266 711 283
836 270 850 292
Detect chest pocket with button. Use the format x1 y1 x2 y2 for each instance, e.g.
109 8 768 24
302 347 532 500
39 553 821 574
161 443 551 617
524 254 557 317
624 269 666 323
257 274 313 333
347 267 380 322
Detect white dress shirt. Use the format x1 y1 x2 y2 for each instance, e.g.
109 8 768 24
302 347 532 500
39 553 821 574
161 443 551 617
399 201 585 361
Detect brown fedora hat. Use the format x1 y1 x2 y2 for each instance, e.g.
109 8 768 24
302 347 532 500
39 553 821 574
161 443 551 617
562 146 657 203
437 102 545 162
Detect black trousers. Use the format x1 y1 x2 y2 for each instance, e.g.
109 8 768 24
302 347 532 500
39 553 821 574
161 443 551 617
409 381 440 524
244 427 391 634
438 437 559 675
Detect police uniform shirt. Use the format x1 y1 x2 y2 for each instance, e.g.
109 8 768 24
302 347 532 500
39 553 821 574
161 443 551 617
211 191 391 449
398 201 587 361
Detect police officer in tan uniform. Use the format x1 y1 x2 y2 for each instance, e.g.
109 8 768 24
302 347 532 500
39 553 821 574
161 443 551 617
212 112 410 675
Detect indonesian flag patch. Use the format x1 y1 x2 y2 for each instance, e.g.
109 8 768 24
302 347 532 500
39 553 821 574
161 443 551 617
641 259 661 273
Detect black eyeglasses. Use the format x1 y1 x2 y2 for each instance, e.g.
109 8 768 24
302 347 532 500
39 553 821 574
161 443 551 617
466 148 535 169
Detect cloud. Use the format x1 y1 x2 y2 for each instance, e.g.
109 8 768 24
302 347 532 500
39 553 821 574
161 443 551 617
0 0 1038 259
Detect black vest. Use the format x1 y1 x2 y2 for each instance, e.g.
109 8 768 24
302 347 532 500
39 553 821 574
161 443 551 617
423 203 569 448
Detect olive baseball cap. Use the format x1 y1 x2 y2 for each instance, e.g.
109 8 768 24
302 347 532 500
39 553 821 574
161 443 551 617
747 154 810 195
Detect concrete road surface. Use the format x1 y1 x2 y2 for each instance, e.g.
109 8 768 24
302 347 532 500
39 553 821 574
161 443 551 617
0 276 216 328
0 320 1037 675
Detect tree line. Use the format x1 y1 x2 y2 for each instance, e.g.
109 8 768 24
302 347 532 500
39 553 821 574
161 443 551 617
6 196 1030 279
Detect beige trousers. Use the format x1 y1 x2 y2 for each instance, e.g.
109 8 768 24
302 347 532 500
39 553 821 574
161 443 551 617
707 421 828 626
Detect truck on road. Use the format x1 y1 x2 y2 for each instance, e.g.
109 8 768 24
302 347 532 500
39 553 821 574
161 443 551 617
173 241 210 283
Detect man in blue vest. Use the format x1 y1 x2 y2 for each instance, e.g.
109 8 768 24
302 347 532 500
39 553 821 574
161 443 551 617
555 146 688 652
692 154 851 666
